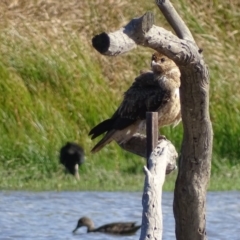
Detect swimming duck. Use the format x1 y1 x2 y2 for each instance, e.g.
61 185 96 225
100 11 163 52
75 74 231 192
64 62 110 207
72 216 141 235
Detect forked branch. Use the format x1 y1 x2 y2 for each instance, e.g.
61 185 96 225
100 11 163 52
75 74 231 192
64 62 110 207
92 11 195 65
155 0 194 41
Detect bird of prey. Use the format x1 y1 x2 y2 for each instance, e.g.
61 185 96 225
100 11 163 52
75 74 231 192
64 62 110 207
59 142 84 179
72 216 141 235
89 52 181 153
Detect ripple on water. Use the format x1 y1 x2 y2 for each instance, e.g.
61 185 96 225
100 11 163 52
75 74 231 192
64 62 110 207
0 191 239 240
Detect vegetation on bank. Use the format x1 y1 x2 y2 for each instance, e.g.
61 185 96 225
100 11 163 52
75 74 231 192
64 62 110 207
0 0 239 191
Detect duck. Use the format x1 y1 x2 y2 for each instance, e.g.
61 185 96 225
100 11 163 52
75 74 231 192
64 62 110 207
59 142 84 179
72 216 141 235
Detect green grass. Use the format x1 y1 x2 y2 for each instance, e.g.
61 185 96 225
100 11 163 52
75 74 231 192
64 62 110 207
1 165 239 191
0 0 239 191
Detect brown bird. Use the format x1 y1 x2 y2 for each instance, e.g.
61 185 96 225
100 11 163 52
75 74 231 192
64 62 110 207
72 216 141 235
89 52 181 153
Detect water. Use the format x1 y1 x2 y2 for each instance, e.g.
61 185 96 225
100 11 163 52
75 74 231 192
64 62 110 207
0 191 239 240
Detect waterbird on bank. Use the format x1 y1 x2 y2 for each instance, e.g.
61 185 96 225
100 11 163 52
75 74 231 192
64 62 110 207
59 142 84 179
72 216 141 235
89 52 181 153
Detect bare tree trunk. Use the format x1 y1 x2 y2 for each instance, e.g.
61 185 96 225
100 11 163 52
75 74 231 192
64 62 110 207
92 1 213 239
141 139 178 240
173 66 212 240
155 1 213 239
119 133 178 240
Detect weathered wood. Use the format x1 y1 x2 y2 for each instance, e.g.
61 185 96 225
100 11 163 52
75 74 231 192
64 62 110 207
139 112 175 240
118 134 177 175
155 0 194 41
154 2 213 240
139 138 178 240
92 12 154 55
173 66 212 240
92 12 189 64
146 112 158 168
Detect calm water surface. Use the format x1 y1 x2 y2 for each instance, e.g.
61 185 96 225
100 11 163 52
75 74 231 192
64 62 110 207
0 191 239 240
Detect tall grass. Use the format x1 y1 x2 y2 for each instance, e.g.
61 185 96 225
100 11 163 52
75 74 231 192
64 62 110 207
0 0 239 190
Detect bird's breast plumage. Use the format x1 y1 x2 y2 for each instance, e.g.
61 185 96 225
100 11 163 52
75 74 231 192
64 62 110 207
156 87 181 127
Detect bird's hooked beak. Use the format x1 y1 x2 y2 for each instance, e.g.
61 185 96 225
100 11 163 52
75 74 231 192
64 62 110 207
74 164 80 180
151 60 162 73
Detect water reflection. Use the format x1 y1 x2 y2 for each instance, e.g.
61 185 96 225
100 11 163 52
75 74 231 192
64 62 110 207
0 191 239 239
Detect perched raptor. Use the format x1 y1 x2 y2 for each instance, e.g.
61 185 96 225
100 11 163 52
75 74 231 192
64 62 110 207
89 52 181 153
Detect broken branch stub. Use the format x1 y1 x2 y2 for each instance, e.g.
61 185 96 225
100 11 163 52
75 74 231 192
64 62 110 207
92 11 189 64
92 12 154 55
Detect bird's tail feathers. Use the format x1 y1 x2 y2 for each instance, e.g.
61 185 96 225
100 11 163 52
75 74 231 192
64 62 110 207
89 119 114 139
91 130 116 153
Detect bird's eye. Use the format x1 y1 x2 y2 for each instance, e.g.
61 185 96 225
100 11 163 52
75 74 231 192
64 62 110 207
152 55 156 61
160 58 165 63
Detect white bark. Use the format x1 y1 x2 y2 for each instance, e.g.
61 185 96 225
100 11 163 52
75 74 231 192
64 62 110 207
139 139 178 240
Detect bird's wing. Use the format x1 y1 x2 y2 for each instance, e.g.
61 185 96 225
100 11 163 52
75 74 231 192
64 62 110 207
89 72 171 153
89 118 116 139
113 72 170 129
96 222 140 234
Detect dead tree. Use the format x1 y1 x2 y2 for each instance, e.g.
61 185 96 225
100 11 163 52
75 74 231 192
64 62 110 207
91 0 213 239
122 134 178 240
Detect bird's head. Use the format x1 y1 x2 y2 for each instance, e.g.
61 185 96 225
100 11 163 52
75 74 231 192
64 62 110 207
72 217 94 233
151 52 177 73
